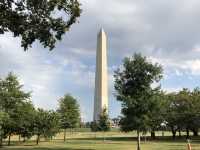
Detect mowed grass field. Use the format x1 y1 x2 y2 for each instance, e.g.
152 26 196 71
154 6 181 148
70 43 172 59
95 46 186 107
2 130 200 150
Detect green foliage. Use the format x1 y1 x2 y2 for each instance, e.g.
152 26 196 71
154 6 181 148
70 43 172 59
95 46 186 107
147 91 167 138
0 0 81 50
91 108 110 132
0 73 82 146
0 112 9 127
0 111 9 146
165 88 200 138
0 72 31 112
57 94 80 129
90 121 98 132
57 94 80 142
0 72 31 145
114 53 164 150
16 101 35 140
114 53 163 132
34 109 59 144
98 108 110 132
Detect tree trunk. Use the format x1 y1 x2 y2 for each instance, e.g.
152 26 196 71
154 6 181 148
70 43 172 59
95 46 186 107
103 131 106 142
64 129 66 142
151 131 156 140
178 129 181 137
8 134 11 146
192 129 198 136
18 135 21 142
186 128 190 139
162 131 164 137
0 136 2 147
137 130 141 150
36 134 40 145
171 128 176 140
143 133 147 143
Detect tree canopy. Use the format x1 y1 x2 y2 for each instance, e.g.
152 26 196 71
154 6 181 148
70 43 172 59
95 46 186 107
114 53 163 132
34 109 60 145
0 72 77 146
57 94 80 141
114 53 163 150
0 0 81 50
91 108 110 132
114 53 200 147
0 72 32 145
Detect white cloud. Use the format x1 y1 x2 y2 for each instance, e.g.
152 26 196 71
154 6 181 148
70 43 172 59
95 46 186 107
192 45 200 52
163 87 181 93
148 56 200 78
186 60 200 75
0 34 95 111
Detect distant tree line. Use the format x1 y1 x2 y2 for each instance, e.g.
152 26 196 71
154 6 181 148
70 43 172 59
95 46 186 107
164 88 200 139
114 53 200 150
0 72 80 147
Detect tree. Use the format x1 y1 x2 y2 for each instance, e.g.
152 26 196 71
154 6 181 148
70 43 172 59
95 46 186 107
43 111 60 140
57 94 80 142
15 101 35 142
0 72 31 112
147 91 166 139
91 108 110 132
0 111 9 147
90 122 99 132
0 72 31 145
114 53 163 150
176 89 192 139
190 87 200 137
98 108 110 132
164 92 179 139
165 88 197 139
34 109 59 145
0 0 81 50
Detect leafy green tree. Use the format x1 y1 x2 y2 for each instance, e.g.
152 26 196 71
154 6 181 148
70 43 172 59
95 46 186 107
164 92 179 139
34 109 59 145
0 0 81 50
43 111 60 140
57 94 80 142
190 87 200 136
147 91 167 139
0 72 31 145
98 108 110 132
0 111 9 147
0 72 30 112
176 89 192 139
165 88 197 139
90 121 98 132
114 53 163 150
91 108 110 132
15 101 35 142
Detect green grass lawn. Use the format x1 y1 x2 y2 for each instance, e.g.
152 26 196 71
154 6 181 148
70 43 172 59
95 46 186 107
2 131 200 150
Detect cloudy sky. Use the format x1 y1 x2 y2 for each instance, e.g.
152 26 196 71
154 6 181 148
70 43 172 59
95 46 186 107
1 0 200 121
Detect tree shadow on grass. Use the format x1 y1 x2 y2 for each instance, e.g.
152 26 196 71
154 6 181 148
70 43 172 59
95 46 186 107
66 136 200 144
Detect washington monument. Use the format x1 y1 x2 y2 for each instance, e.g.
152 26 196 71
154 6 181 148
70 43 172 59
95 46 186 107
93 28 108 122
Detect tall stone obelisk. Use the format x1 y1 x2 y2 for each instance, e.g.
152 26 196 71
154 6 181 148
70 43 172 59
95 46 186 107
93 28 108 122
